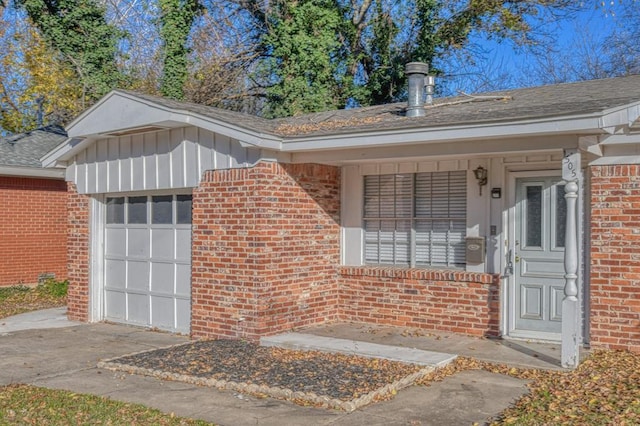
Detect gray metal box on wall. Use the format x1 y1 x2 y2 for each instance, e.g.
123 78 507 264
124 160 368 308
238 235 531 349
465 237 485 265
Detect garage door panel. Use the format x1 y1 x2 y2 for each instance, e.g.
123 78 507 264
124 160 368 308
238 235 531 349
127 293 150 325
176 229 191 261
176 264 190 296
105 229 126 257
176 298 190 332
128 228 149 258
127 260 149 291
105 291 126 321
151 229 175 259
151 262 175 294
152 296 175 329
105 259 126 289
104 194 191 334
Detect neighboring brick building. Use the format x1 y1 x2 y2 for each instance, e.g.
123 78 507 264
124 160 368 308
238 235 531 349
43 76 640 352
0 126 68 286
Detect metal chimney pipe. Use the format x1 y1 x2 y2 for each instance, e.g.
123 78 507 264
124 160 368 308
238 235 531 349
405 62 429 117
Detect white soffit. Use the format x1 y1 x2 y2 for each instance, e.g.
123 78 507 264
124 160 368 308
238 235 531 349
598 103 640 134
0 165 65 179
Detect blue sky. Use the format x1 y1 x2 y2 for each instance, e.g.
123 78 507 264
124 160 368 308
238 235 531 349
440 2 633 94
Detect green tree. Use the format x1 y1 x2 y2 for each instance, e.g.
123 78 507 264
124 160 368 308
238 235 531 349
233 0 578 116
0 22 83 132
158 0 202 100
0 8 87 133
16 0 124 108
260 0 351 117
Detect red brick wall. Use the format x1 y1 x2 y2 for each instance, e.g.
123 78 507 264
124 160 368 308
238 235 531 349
590 165 640 352
191 162 341 340
339 267 501 337
66 182 91 321
190 161 501 341
0 176 67 286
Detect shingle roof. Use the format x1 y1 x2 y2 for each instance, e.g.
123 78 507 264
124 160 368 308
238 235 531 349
121 74 640 139
0 125 68 167
116 90 280 135
271 74 640 137
110 75 640 140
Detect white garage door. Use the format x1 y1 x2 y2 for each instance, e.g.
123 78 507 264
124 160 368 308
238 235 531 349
104 194 192 333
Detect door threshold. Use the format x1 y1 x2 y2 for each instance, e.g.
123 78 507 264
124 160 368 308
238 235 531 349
506 330 561 344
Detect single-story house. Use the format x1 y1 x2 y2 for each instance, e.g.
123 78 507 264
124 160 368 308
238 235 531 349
43 72 640 352
0 125 68 286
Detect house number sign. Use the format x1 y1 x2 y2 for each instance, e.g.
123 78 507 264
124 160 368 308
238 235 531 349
562 148 580 181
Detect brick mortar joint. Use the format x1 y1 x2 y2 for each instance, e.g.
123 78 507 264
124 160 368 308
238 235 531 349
338 266 499 285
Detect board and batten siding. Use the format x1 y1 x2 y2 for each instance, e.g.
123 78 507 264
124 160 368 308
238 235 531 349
66 127 262 194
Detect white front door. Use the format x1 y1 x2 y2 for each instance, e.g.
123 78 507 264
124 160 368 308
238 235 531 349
510 176 566 340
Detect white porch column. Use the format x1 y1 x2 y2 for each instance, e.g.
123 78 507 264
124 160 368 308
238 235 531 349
562 149 580 368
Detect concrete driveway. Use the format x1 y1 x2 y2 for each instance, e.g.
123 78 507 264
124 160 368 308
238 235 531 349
0 313 529 426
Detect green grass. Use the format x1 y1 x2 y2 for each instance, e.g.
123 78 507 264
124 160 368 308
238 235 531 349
35 279 68 298
0 279 68 319
0 384 212 425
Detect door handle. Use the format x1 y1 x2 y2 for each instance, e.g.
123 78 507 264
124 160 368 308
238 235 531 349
515 255 520 263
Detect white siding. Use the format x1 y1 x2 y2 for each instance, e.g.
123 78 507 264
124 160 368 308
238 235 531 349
66 127 263 194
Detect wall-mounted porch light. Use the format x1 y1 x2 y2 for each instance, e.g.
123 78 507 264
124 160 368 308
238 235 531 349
473 166 488 195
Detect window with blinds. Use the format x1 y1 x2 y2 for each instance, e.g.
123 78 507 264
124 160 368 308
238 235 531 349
363 171 467 268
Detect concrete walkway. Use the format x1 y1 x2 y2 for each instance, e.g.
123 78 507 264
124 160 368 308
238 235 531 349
299 322 566 370
0 307 79 334
261 332 457 367
0 310 533 425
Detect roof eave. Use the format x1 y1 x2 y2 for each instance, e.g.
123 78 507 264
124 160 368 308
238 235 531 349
41 137 82 168
42 89 640 164
64 91 282 153
598 101 640 133
175 113 282 150
279 110 627 152
0 164 65 179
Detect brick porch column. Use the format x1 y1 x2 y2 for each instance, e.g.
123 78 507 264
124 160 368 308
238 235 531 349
191 162 341 340
590 165 640 351
66 182 91 321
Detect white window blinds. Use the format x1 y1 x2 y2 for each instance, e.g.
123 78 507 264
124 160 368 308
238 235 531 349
364 171 467 268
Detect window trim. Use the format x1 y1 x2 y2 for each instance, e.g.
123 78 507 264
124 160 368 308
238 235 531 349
362 171 467 269
105 192 193 226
